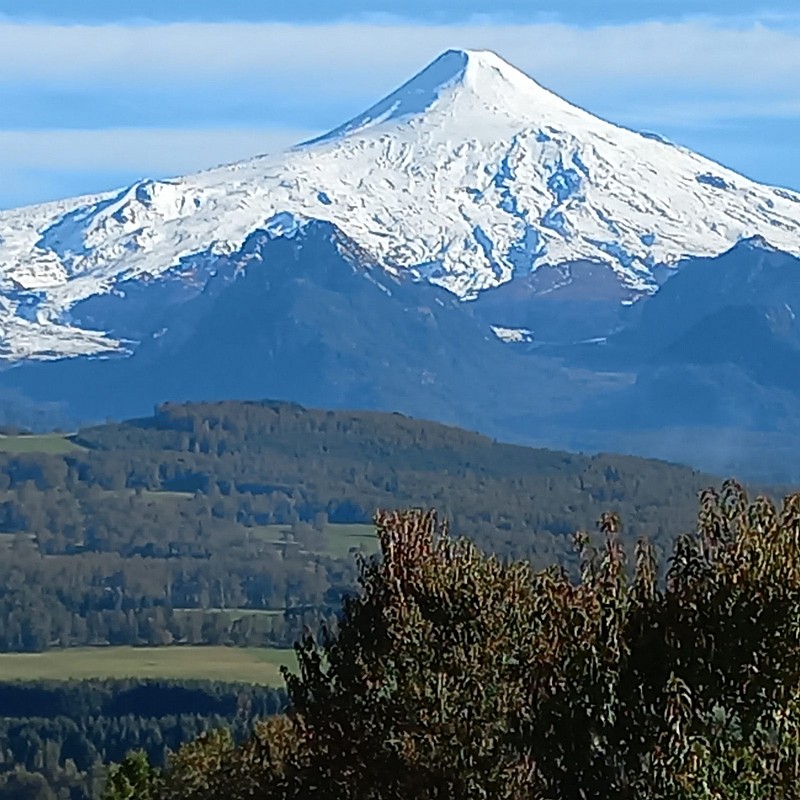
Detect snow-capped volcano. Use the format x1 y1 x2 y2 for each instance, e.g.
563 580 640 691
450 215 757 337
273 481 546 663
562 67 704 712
2 48 800 360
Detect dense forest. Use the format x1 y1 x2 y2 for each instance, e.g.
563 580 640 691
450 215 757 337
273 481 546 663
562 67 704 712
0 399 719 652
0 679 286 800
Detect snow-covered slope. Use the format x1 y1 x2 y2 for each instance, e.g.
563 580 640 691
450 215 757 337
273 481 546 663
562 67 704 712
3 48 800 360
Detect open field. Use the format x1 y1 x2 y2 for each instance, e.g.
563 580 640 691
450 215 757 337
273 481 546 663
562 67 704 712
173 608 284 622
0 433 84 454
141 489 195 502
0 646 297 685
0 532 36 550
255 523 378 558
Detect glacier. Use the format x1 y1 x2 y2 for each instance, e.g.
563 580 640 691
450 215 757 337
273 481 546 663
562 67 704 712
2 48 800 360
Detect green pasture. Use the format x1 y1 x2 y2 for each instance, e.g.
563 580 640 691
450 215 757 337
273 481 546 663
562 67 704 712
0 434 83 455
0 646 297 686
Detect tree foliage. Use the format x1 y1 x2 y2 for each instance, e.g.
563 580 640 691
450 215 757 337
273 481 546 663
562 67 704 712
146 481 800 799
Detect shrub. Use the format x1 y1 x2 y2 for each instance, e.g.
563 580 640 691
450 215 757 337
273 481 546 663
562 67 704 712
131 481 800 799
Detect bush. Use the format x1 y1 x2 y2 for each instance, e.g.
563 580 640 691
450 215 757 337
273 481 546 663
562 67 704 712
127 481 800 799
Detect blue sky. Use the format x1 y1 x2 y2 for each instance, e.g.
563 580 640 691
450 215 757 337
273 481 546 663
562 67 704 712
1 1 800 208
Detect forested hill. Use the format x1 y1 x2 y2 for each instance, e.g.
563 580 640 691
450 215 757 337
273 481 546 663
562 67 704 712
73 398 713 548
79 397 703 484
0 399 717 653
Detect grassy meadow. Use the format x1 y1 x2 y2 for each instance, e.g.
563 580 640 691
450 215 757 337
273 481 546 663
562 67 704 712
0 646 297 686
0 433 83 455
255 523 378 558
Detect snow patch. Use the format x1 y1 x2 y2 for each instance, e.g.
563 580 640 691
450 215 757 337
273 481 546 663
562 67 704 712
491 325 534 343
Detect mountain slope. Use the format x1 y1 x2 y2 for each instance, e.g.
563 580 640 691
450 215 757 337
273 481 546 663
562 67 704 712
2 49 800 360
576 243 800 429
612 241 800 361
4 221 598 431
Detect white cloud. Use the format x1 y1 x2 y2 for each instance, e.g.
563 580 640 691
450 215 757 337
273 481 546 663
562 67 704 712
2 17 800 207
0 126 311 173
0 127 313 208
1 18 800 98
610 97 800 130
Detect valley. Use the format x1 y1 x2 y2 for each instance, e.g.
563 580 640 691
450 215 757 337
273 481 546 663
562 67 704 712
0 400 715 654
0 399 728 798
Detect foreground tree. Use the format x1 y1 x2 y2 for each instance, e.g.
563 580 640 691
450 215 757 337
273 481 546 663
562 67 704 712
136 480 800 799
105 751 162 800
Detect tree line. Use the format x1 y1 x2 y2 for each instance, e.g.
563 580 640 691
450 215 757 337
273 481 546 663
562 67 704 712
0 400 715 652
0 679 286 800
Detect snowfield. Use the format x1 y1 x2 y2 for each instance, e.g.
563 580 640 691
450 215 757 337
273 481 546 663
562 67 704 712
2 49 800 360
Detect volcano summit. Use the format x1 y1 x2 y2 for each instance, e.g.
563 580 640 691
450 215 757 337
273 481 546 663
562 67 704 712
2 49 800 361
